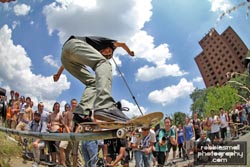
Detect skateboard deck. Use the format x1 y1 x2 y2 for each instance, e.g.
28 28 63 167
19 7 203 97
80 112 163 138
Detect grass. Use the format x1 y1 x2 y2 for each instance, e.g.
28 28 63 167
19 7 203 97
0 131 22 167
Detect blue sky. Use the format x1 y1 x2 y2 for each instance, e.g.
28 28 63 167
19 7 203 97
0 0 250 118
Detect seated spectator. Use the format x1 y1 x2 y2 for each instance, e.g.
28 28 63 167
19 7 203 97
26 111 47 167
194 130 211 164
103 138 129 167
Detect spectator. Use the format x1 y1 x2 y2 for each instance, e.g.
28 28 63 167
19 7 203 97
59 103 73 167
193 113 201 140
104 138 130 167
47 102 64 164
177 124 186 159
183 117 195 160
131 124 156 167
219 107 228 142
26 111 47 167
155 117 177 166
36 102 49 123
210 110 221 144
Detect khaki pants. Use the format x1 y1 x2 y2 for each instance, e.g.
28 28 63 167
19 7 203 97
61 39 115 112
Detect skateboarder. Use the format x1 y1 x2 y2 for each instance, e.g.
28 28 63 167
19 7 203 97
54 36 134 122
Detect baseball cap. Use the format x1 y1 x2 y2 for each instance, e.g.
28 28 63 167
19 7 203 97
34 111 41 116
141 124 151 130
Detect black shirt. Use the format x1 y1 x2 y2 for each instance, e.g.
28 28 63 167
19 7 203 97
67 36 116 52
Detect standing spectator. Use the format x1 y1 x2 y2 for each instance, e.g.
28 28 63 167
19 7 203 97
203 116 212 140
36 102 49 123
183 117 195 160
6 90 14 128
26 111 47 167
18 96 26 123
10 92 20 128
231 109 238 123
47 102 64 164
16 97 33 145
219 107 228 142
166 125 178 164
193 113 201 140
210 110 221 144
79 109 98 167
59 103 74 167
70 98 84 167
177 124 186 159
131 124 156 167
155 117 177 166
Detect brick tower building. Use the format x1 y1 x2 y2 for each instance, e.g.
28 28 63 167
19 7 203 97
195 26 248 87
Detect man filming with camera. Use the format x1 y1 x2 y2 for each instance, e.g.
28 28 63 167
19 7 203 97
155 117 177 166
131 124 156 167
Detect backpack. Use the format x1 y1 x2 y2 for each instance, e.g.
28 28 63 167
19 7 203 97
156 128 173 143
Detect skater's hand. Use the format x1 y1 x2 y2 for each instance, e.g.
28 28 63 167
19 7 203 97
129 51 135 57
53 73 60 82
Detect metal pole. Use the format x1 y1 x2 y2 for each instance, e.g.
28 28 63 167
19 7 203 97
112 57 143 116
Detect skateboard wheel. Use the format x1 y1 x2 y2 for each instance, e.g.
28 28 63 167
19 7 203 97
117 128 127 138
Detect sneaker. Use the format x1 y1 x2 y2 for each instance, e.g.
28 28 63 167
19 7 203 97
94 106 130 122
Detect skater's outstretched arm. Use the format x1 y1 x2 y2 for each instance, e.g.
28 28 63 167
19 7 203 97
113 42 135 57
53 65 64 82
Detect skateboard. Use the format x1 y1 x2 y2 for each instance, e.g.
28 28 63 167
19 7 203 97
80 112 164 138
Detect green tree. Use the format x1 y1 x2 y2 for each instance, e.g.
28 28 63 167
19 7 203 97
204 85 239 116
190 88 207 117
172 112 187 126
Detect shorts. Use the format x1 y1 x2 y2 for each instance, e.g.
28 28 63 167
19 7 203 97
166 143 177 153
185 139 194 150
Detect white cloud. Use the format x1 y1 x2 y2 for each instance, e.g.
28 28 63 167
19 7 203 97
12 20 20 29
0 25 70 107
43 0 153 43
208 0 232 13
148 78 195 105
42 0 186 82
43 55 60 68
136 64 188 82
130 31 172 65
208 0 233 22
120 99 147 118
13 4 31 16
192 76 203 83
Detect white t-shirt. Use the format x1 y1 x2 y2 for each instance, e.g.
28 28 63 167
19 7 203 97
220 114 227 128
211 115 220 133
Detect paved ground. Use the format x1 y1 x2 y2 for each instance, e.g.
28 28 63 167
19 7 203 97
7 131 250 167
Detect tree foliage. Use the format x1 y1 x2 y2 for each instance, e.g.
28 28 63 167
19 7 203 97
190 85 240 118
172 112 187 126
203 85 239 116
